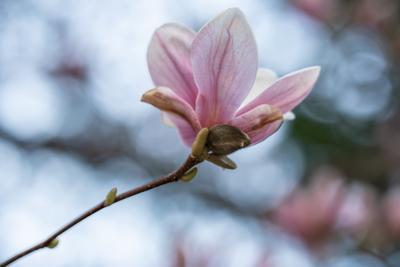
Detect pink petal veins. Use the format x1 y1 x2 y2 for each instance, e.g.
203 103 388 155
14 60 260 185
230 104 281 133
237 66 320 116
147 23 198 107
191 8 258 127
229 104 283 144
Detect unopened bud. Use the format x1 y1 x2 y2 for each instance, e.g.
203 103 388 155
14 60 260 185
206 125 250 156
47 239 59 249
104 187 118 206
191 128 209 158
181 167 198 182
207 154 237 170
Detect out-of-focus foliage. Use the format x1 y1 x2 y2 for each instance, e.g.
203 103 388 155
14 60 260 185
290 0 400 189
0 0 399 267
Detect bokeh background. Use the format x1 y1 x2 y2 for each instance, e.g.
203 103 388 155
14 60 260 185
0 0 399 266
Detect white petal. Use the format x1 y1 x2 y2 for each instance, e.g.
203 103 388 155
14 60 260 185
161 112 175 127
240 68 278 108
283 111 296 121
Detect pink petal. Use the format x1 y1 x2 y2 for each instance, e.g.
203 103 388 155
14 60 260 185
147 23 197 107
141 87 201 146
163 113 198 146
237 66 320 115
161 112 197 146
229 104 282 143
247 122 282 145
229 104 282 145
191 8 258 127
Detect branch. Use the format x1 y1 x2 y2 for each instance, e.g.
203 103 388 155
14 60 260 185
0 155 200 267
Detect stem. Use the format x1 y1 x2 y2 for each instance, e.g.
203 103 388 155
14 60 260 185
0 155 200 267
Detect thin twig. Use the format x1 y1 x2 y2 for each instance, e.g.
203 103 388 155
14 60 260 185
0 155 200 267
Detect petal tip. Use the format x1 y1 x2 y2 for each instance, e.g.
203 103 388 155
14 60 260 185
305 65 321 79
141 88 157 103
227 7 243 15
207 8 247 29
291 65 321 85
220 7 243 16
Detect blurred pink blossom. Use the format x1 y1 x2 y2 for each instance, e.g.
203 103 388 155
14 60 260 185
142 8 320 147
335 184 378 237
292 0 399 31
352 0 398 28
383 187 400 239
274 170 345 246
291 0 338 23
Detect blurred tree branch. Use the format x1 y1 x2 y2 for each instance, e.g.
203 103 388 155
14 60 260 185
0 155 200 266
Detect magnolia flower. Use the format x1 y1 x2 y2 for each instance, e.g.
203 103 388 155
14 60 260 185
142 8 320 151
274 175 344 246
336 183 378 237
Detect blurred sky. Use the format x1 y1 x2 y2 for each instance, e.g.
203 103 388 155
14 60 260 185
0 0 396 266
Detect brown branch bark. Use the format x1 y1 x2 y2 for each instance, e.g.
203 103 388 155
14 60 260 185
0 155 200 267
